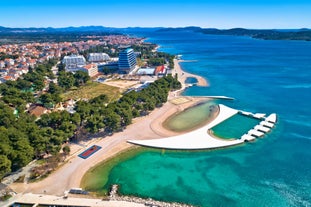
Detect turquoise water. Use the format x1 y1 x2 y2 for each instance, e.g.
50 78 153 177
211 114 261 139
185 77 198 84
103 31 311 206
164 101 216 132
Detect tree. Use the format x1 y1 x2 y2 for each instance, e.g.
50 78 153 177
71 113 81 126
74 71 90 87
75 101 92 122
0 155 11 180
147 58 166 66
86 114 105 133
0 105 16 128
62 145 70 156
33 79 45 91
57 62 65 72
29 130 48 158
10 139 34 171
90 94 109 105
16 78 32 90
48 82 62 94
58 71 75 89
20 91 35 103
103 109 121 132
39 93 54 106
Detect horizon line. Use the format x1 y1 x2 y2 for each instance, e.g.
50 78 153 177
0 25 310 30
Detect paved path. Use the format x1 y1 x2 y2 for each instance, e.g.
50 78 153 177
128 104 244 149
5 193 145 207
9 98 205 196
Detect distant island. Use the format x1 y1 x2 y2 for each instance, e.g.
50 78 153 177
1 26 310 43
158 26 311 41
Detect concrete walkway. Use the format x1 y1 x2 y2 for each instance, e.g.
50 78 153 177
5 193 145 207
128 104 244 150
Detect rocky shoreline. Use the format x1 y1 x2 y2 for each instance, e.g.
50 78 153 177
109 184 197 207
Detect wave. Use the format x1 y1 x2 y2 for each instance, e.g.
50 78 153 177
289 133 311 140
285 119 311 127
261 180 311 207
281 83 311 89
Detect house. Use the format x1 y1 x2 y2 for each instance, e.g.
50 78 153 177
4 58 14 66
81 64 98 77
0 61 5 68
155 65 166 76
28 105 48 117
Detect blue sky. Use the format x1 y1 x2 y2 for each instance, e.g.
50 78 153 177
1 0 310 29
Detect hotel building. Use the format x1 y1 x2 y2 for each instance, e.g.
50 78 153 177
88 53 110 62
118 48 137 73
62 54 86 66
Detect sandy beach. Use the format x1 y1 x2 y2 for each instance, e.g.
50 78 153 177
9 59 210 206
173 59 208 87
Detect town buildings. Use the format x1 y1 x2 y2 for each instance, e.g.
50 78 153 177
0 35 145 83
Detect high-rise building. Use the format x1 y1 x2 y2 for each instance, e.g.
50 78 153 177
118 48 137 73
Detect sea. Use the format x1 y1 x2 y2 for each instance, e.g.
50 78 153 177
104 31 311 207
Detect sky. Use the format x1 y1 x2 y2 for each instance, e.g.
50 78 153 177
1 0 311 29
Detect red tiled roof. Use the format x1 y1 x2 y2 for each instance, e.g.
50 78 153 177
3 76 12 80
84 64 96 70
29 106 47 117
155 65 165 73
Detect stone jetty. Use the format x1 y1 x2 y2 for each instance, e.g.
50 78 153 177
109 184 197 207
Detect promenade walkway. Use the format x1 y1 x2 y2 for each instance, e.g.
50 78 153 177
6 193 145 207
128 104 277 150
128 104 244 149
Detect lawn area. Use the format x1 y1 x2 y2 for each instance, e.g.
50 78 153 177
62 82 122 102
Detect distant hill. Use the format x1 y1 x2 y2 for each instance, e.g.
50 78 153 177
0 26 161 33
0 26 163 44
0 26 310 42
157 27 311 41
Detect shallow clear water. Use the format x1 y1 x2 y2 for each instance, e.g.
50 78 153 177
185 77 198 84
99 31 311 206
211 114 261 139
163 101 215 132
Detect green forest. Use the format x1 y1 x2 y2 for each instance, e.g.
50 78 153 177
0 59 181 180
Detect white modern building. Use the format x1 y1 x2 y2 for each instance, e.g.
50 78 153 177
88 53 110 62
62 55 86 73
62 55 86 66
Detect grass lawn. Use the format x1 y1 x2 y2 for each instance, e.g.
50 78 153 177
62 82 122 102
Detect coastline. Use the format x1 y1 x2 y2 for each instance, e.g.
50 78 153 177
172 59 208 88
9 56 210 206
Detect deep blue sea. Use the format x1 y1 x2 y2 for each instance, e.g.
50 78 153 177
105 31 311 207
